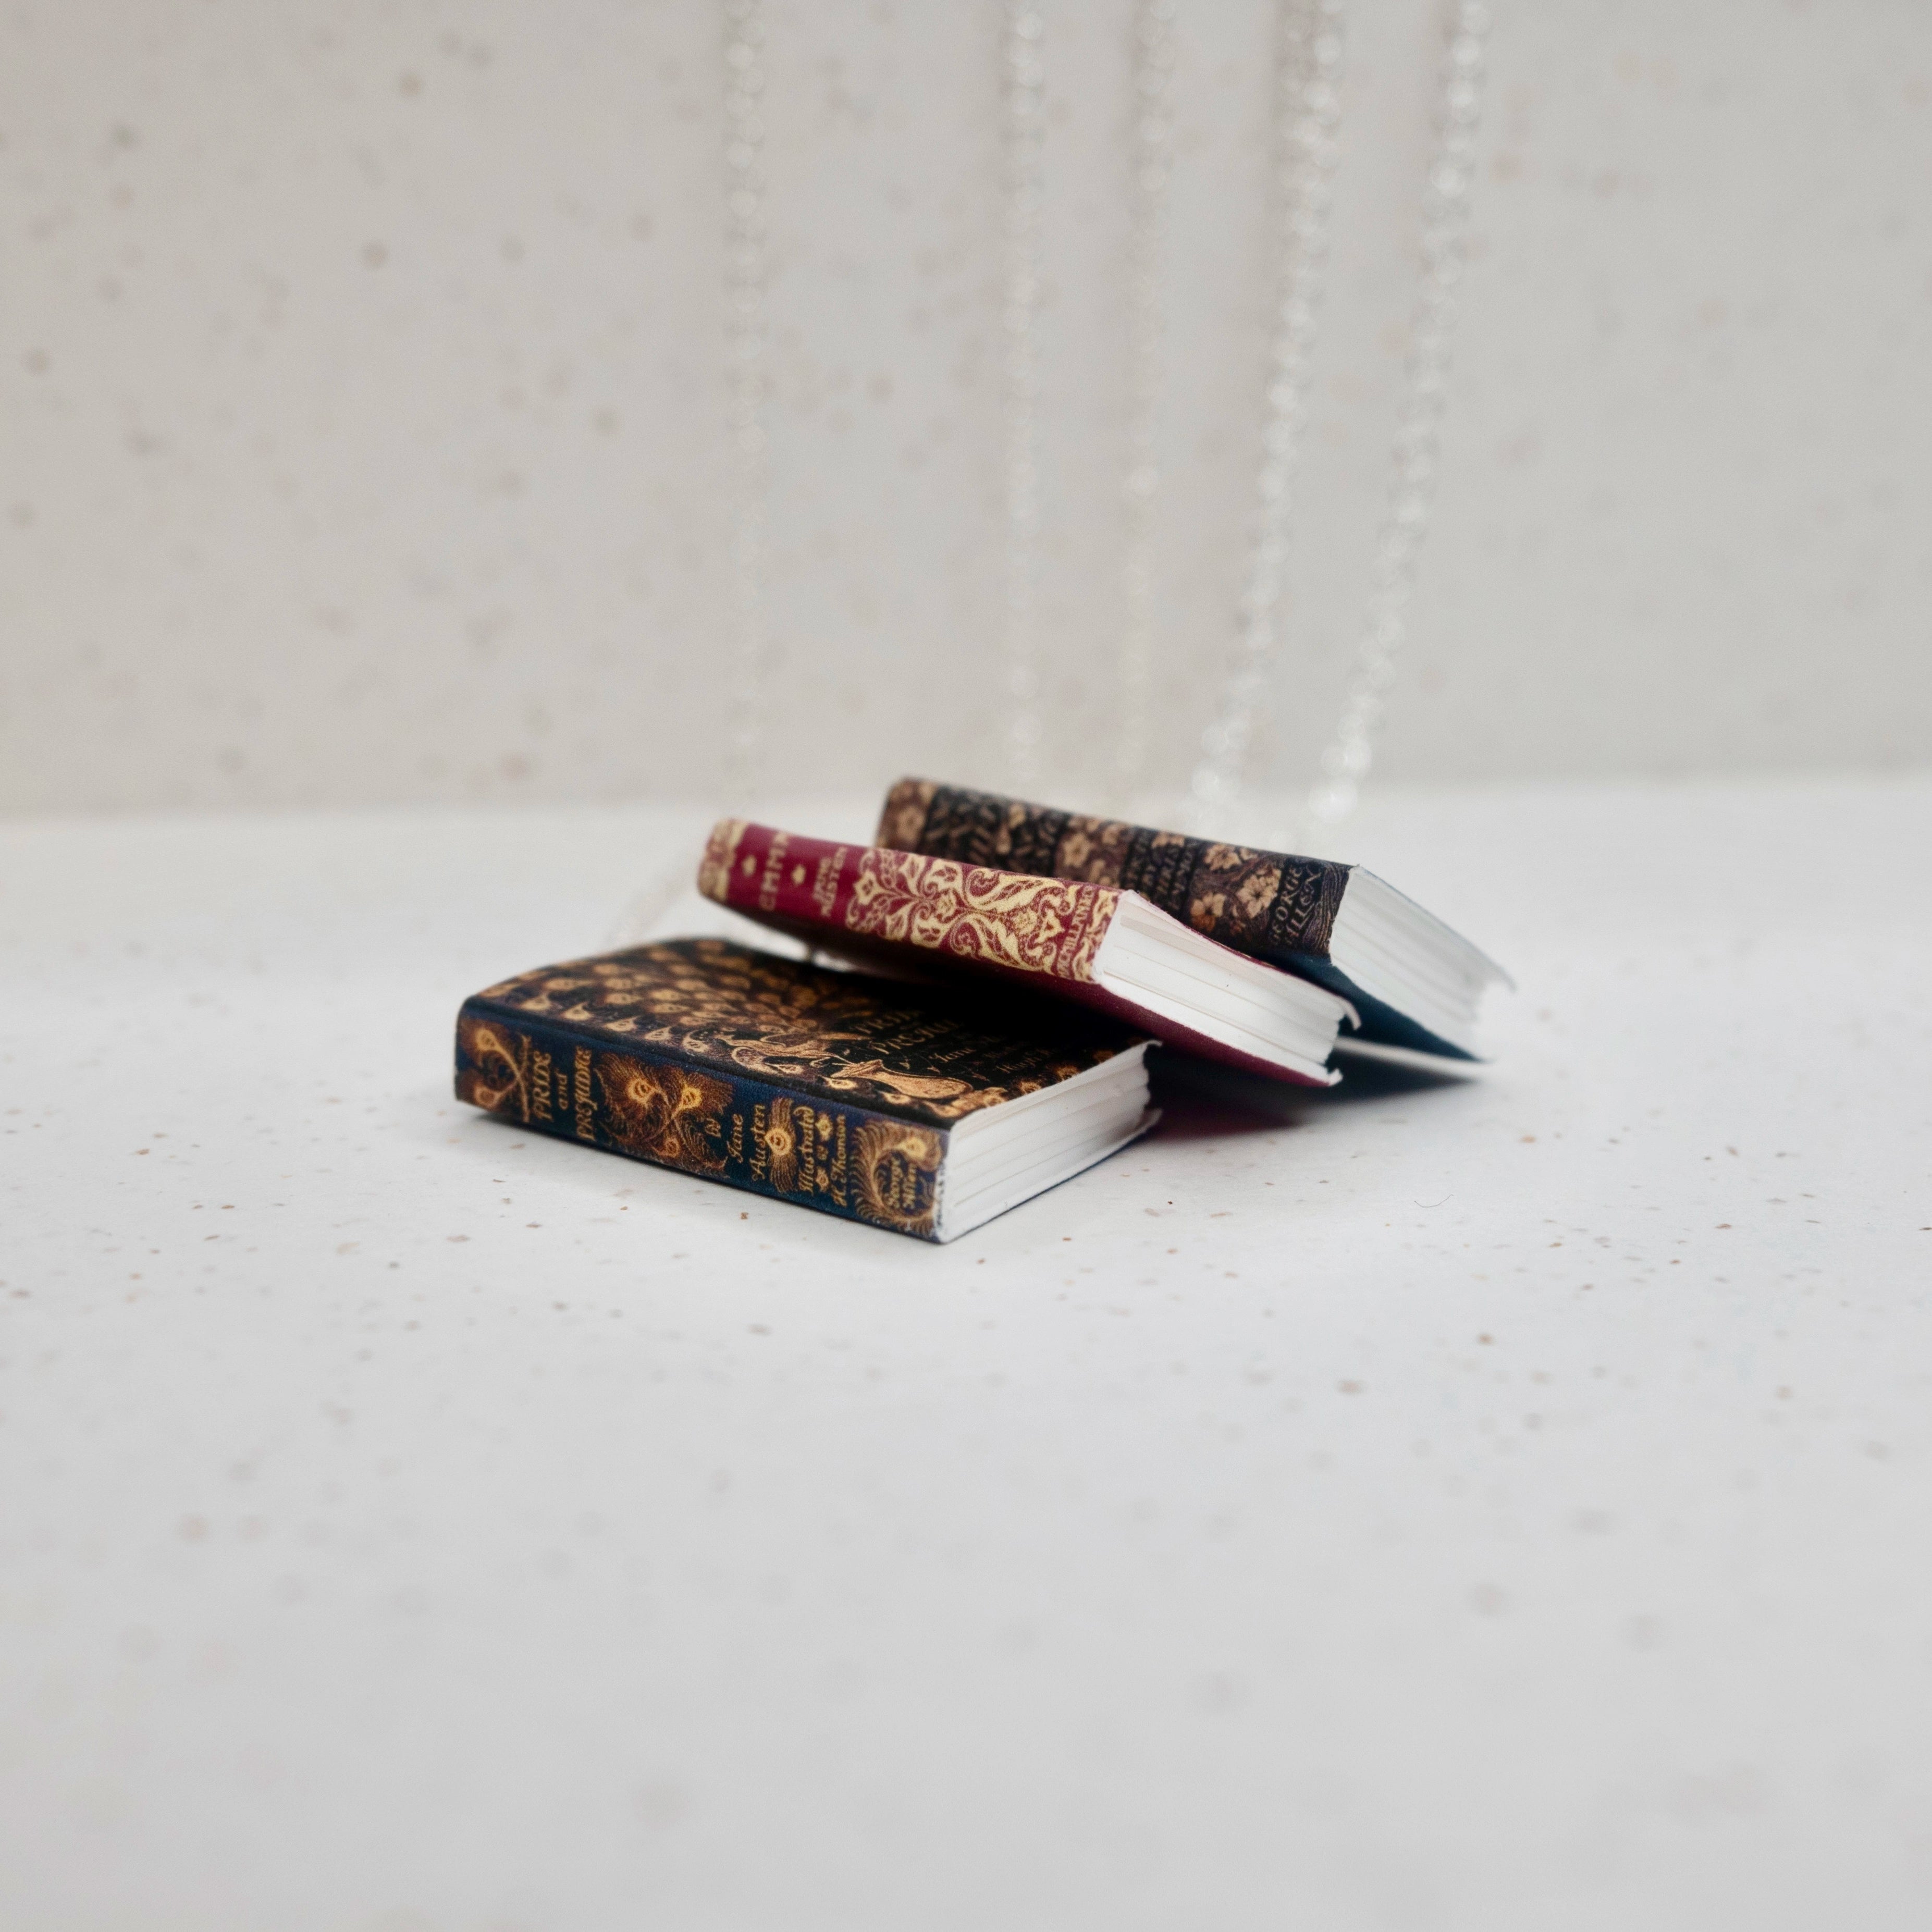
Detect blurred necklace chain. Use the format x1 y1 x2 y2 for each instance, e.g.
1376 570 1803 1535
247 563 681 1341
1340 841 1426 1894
722 1 1486 822
1002 2 1048 790
1308 1 1490 829
1185 0 1491 838
1182 0 1344 833
723 0 769 789
1114 0 1176 803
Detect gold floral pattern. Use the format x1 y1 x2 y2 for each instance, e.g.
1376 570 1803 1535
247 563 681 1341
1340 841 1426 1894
852 1119 943 1233
881 779 1351 961
845 850 1110 984
1052 814 1137 886
697 819 747 902
457 939 1138 1241
600 1056 731 1173
874 779 936 854
470 939 1130 1127
1186 844 1286 952
456 1015 530 1115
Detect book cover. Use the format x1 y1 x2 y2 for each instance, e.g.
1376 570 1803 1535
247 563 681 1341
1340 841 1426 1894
454 938 1145 1241
696 817 1347 1084
876 777 1349 963
873 778 1505 1060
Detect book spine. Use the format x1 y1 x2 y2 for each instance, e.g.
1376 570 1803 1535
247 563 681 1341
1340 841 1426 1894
698 817 1117 987
454 1001 948 1241
876 778 1349 965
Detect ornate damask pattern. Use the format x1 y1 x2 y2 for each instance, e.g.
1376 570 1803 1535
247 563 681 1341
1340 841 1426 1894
882 778 1068 875
455 1008 943 1238
456 1014 531 1118
852 1119 943 1234
697 818 746 903
1051 813 1138 886
875 779 937 855
844 849 1110 986
1184 844 1287 952
879 779 1351 963
600 1056 732 1174
471 938 1128 1128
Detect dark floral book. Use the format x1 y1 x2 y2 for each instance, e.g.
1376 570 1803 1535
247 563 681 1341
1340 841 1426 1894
454 938 1155 1242
876 778 1509 1060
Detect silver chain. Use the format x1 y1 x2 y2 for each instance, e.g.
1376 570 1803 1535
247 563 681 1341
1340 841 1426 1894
1114 0 1175 804
723 0 769 789
1183 0 1345 834
1002 2 1048 789
1308 0 1488 827
717 2 1485 825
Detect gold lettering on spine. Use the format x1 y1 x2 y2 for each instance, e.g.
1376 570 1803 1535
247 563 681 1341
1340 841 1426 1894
573 1047 595 1140
756 831 791 912
851 1119 942 1236
810 847 848 920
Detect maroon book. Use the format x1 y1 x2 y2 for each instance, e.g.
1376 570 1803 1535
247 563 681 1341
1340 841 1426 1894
698 817 1357 1087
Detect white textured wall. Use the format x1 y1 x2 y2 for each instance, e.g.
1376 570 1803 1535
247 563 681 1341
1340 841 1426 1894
3 0 1928 815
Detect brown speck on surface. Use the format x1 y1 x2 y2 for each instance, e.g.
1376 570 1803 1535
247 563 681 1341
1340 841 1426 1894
1470 1584 1509 1616
1520 1135 1536 1143
1478 1334 1494 1345
179 1516 208 1542
1776 1387 1792 1399
1338 1380 1363 1395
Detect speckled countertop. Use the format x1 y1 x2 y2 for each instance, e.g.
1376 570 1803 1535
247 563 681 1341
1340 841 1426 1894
2 780 1927 1930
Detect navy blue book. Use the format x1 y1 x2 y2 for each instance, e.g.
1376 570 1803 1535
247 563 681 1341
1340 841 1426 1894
455 939 1155 1242
877 779 1510 1061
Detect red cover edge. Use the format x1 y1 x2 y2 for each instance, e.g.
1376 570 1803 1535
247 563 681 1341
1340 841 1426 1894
698 819 1337 1088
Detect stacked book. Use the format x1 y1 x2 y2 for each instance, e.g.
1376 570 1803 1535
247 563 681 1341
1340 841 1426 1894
455 779 1509 1242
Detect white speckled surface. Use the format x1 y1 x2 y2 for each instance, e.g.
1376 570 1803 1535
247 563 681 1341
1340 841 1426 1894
2 779 1928 1927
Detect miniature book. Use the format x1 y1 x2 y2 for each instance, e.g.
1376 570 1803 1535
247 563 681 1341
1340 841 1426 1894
454 938 1155 1242
875 778 1509 1060
698 818 1356 1087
